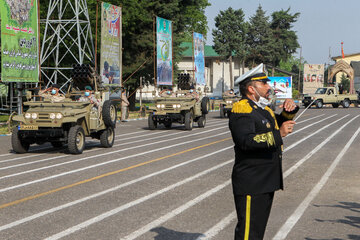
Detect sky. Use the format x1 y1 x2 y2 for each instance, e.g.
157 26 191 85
204 0 360 65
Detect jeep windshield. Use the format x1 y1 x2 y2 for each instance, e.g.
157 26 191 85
315 88 327 94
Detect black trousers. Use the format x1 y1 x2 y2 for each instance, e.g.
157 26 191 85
234 192 274 240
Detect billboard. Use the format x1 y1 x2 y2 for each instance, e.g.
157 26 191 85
303 64 324 94
156 17 172 86
100 2 122 86
193 32 205 85
269 77 292 99
1 0 39 82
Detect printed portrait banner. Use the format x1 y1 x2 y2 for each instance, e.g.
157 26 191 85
303 64 324 94
269 76 292 99
100 2 122 86
193 32 205 86
156 17 172 86
1 0 39 82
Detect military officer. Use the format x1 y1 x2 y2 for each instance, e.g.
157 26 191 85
229 64 299 240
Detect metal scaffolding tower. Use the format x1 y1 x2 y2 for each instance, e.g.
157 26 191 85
40 0 95 93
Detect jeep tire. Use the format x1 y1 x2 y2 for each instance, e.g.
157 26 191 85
184 111 193 130
12 127 30 153
220 105 225 118
201 97 210 114
102 100 117 127
342 99 350 108
100 126 115 148
316 100 323 108
197 115 206 128
68 125 85 154
148 114 157 130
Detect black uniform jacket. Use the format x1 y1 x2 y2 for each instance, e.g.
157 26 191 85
229 97 299 195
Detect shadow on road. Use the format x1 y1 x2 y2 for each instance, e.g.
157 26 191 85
150 226 204 240
305 202 360 240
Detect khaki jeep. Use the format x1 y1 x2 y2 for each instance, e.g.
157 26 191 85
220 95 240 118
148 89 210 130
11 83 117 154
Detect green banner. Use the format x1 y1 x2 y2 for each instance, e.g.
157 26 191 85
1 0 39 82
156 17 172 86
100 2 122 86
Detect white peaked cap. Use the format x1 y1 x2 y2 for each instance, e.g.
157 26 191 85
234 63 268 85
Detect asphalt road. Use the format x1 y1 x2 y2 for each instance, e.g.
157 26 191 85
0 107 359 240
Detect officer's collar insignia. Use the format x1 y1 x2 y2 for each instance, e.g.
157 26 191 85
266 122 271 128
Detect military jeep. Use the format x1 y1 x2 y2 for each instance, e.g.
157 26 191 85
11 79 117 154
220 95 240 118
148 90 210 130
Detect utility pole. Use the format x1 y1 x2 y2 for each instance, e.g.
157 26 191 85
327 47 331 84
298 46 302 93
139 76 143 107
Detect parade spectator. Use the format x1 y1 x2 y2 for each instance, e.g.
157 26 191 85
121 87 129 121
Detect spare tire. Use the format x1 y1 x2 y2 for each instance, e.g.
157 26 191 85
201 97 210 114
102 100 117 127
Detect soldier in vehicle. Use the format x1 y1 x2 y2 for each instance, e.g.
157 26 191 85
224 88 236 97
159 87 176 97
78 85 101 108
186 85 199 101
39 84 65 102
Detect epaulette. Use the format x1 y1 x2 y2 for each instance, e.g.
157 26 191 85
231 99 253 114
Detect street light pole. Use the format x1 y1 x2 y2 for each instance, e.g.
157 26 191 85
298 46 302 93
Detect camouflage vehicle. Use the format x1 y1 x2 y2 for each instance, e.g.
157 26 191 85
219 94 240 118
11 70 117 154
148 90 210 130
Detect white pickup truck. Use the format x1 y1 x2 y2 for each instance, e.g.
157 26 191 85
302 87 360 108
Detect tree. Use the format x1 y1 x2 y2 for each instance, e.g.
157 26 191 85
212 7 247 89
246 5 275 68
340 73 350 92
39 0 209 109
270 8 300 69
276 56 306 92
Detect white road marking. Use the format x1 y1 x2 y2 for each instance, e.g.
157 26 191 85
284 115 359 178
0 120 225 164
0 121 226 170
295 114 325 124
196 211 237 240
45 165 233 240
0 146 233 232
283 114 349 152
273 126 360 240
191 115 359 239
287 114 337 136
0 130 229 193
